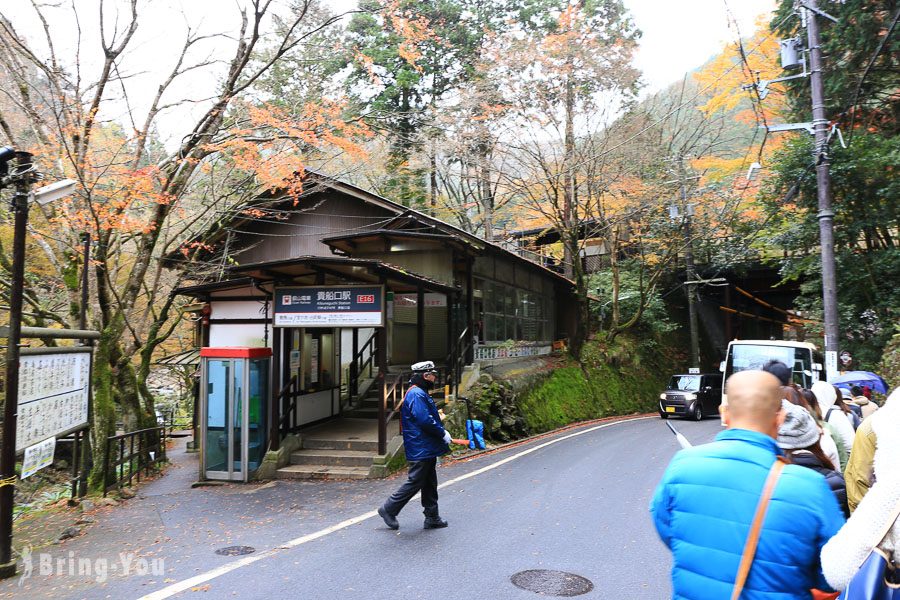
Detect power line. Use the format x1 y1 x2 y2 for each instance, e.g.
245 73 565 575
840 6 900 146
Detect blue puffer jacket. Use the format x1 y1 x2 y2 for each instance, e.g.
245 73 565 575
650 429 845 600
400 385 449 461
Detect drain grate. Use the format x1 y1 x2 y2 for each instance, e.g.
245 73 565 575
510 570 594 597
215 546 256 556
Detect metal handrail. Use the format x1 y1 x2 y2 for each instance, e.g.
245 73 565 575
277 375 300 435
383 371 406 424
350 331 376 397
102 426 167 497
444 326 470 399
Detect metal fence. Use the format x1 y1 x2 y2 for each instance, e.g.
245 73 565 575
102 426 167 497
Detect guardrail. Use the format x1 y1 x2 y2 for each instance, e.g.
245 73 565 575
102 426 167 497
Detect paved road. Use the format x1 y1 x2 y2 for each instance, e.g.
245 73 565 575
4 415 724 599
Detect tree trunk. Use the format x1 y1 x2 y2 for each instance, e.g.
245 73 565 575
87 326 121 491
563 72 576 279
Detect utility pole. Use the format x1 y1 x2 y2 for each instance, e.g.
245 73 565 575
805 0 841 376
680 165 701 370
672 156 701 369
0 151 35 577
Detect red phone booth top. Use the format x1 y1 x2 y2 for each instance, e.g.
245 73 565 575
200 347 272 359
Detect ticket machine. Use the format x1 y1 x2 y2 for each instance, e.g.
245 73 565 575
199 347 270 482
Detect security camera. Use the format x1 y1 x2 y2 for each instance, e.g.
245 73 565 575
32 178 77 205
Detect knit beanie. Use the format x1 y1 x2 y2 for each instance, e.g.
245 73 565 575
777 400 820 450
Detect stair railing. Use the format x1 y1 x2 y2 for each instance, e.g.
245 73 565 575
277 375 300 436
378 370 410 455
350 331 377 398
444 326 470 400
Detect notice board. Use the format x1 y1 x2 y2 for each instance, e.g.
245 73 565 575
15 350 91 452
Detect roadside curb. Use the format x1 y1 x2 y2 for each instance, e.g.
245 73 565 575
444 412 656 464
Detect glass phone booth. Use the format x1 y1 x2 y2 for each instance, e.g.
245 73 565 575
199 347 270 482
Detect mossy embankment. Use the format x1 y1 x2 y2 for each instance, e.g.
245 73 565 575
451 334 679 441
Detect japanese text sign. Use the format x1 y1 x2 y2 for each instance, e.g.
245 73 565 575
274 286 384 327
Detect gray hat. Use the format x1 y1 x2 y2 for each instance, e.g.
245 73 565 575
777 400 820 450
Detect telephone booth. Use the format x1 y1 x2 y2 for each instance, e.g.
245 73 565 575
199 347 270 482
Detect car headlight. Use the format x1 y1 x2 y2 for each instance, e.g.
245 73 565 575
659 393 666 400
685 393 697 401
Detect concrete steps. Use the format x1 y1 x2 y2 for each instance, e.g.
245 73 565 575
289 449 374 467
276 464 371 480
302 437 378 452
276 436 379 480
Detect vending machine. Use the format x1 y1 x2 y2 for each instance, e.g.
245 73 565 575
199 347 270 482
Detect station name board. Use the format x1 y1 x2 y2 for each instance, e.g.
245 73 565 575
274 285 384 327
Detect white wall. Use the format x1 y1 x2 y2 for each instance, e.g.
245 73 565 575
209 323 269 348
211 300 269 320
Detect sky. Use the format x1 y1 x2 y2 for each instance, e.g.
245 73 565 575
626 0 777 92
1 0 777 148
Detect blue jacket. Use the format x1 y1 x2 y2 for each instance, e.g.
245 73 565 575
400 385 449 461
650 429 845 600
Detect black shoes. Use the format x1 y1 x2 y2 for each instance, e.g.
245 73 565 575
378 506 399 530
423 517 448 529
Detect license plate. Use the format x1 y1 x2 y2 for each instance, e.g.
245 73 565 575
665 406 675 413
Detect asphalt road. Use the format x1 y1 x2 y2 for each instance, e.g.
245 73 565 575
164 416 721 600
5 415 724 599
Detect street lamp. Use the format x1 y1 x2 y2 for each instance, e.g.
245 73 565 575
0 152 75 578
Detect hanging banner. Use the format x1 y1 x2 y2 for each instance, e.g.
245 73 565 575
393 293 447 308
21 437 56 479
274 285 384 327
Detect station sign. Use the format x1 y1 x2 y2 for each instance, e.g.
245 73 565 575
274 285 384 327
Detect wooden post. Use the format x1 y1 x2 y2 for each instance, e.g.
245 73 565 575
466 257 475 364
446 292 454 390
377 325 388 455
270 327 282 451
351 327 359 397
416 286 425 361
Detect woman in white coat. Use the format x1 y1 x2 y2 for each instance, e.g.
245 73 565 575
821 389 900 590
811 380 855 457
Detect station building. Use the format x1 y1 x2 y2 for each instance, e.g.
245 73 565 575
168 171 578 474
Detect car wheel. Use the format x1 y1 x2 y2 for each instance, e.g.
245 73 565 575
659 411 669 419
692 403 703 421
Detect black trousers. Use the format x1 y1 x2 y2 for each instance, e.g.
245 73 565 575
383 458 439 518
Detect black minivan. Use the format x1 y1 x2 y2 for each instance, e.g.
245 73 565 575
658 373 723 420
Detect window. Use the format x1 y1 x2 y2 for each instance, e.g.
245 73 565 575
479 278 553 343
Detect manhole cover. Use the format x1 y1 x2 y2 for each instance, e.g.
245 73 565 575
215 546 256 556
510 570 594 597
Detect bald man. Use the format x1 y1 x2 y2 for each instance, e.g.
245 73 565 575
650 371 845 600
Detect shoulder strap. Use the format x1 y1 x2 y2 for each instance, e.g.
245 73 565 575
866 498 900 559
731 457 787 600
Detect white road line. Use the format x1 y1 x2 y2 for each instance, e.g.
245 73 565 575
139 415 652 600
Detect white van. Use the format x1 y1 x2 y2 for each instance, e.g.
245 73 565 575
720 340 824 416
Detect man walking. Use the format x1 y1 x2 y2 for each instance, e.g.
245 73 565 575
650 370 845 599
378 361 452 530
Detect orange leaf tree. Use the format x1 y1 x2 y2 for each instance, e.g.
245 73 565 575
0 0 367 488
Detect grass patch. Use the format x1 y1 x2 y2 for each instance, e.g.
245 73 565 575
518 335 673 433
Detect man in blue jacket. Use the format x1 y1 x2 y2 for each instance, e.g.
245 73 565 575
650 370 845 599
378 361 452 530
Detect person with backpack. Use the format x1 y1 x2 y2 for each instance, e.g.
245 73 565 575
821 388 900 591
650 370 845 599
811 381 855 457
